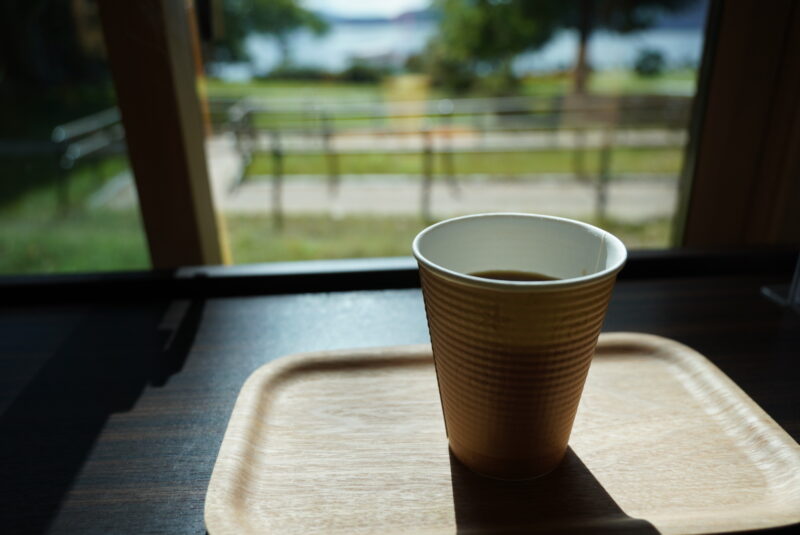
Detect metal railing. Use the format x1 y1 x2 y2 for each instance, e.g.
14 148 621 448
222 94 692 223
0 108 125 214
48 107 126 212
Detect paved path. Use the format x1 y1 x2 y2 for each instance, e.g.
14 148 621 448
226 175 678 222
91 133 680 223
252 128 686 153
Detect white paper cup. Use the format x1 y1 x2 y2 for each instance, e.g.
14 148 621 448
413 213 627 479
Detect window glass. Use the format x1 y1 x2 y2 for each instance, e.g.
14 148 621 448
201 0 709 263
0 0 149 274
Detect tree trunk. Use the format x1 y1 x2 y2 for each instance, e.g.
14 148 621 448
277 33 290 67
573 0 595 95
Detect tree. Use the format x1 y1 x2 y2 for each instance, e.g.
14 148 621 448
0 0 108 86
214 0 328 66
429 0 693 94
552 0 693 94
426 0 560 93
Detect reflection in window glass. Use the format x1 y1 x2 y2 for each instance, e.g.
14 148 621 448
201 0 709 263
0 0 149 274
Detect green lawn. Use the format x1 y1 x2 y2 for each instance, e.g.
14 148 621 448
225 213 672 264
0 205 673 274
1 158 127 215
206 69 697 102
0 156 151 275
245 147 682 178
225 214 427 262
589 69 698 96
205 78 385 101
0 210 150 274
519 69 697 97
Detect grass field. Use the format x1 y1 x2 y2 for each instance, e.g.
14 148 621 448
245 147 682 177
0 210 150 274
0 156 152 274
226 214 673 264
0 206 672 275
205 79 384 101
588 69 698 96
2 158 127 215
205 70 697 101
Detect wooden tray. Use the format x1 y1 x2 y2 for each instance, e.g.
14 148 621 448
205 333 800 534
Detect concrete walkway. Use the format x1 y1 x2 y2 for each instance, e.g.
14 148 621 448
91 133 680 222
225 174 678 222
251 128 686 153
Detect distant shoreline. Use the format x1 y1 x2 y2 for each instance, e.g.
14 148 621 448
312 0 707 30
208 25 704 82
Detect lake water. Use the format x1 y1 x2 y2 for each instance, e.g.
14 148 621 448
213 20 705 84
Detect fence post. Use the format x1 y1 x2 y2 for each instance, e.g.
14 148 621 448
54 148 70 217
595 128 613 221
270 129 284 230
572 128 589 183
439 100 458 198
303 99 311 138
244 105 256 171
321 112 340 197
230 100 253 191
420 128 434 222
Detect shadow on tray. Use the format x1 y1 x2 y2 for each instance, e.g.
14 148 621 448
450 447 660 534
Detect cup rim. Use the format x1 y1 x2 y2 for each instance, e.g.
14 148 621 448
412 212 627 290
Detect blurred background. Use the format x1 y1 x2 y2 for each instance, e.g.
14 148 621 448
0 0 708 274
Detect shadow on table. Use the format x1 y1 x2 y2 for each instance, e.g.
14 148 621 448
450 447 659 534
0 299 204 534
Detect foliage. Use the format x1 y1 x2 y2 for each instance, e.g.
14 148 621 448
339 60 392 84
263 65 334 81
634 49 666 77
432 0 559 65
475 68 523 97
0 1 117 205
0 0 108 85
0 1 115 138
550 0 693 92
259 60 390 84
425 0 560 93
549 0 694 35
422 42 476 94
427 0 695 94
212 0 328 65
404 53 425 74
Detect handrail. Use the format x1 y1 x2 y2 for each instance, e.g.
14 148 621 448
213 94 690 118
51 108 121 143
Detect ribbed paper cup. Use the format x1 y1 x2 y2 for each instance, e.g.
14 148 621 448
413 213 626 479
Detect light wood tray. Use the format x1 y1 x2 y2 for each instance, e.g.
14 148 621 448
205 333 800 534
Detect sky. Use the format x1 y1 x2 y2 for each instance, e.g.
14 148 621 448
301 0 431 19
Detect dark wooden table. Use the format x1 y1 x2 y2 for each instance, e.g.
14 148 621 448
1 252 798 534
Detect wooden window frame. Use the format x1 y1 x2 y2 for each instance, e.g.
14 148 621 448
97 0 227 269
677 0 800 246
